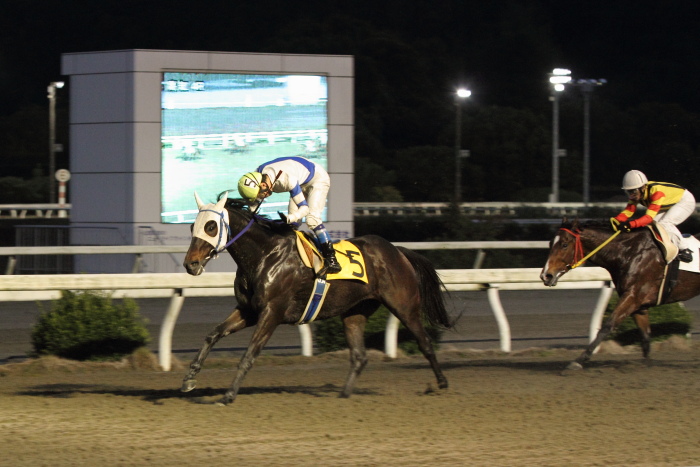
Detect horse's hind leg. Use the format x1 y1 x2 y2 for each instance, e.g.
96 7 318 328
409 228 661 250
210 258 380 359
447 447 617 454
632 309 652 359
181 307 252 393
339 304 376 398
391 304 448 390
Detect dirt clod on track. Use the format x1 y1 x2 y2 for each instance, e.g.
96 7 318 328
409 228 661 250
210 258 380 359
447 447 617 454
1 341 700 466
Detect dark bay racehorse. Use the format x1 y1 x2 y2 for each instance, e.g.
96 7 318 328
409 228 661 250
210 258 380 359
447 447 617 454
181 192 454 405
540 218 700 369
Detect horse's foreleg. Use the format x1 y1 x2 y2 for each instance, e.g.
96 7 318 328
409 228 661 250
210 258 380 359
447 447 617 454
632 310 652 358
340 311 371 398
568 321 613 370
218 315 281 405
181 307 250 393
568 294 643 370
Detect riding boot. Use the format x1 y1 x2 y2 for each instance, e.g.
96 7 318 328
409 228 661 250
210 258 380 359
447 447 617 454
318 241 342 276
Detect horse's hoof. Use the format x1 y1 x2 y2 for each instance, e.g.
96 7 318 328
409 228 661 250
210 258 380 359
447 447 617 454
438 380 449 390
180 379 197 392
566 362 584 371
216 397 233 406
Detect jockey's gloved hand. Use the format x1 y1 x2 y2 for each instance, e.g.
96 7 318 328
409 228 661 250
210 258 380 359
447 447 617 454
279 211 300 230
609 217 620 231
619 221 632 233
286 206 309 224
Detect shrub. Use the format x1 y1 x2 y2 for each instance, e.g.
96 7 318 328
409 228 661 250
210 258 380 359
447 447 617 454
31 290 150 361
605 294 692 346
313 305 443 354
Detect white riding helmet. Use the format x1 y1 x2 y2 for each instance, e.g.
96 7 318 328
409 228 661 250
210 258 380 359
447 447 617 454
237 172 263 202
621 170 648 190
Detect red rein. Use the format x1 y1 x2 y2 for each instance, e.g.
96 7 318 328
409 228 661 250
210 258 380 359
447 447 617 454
559 228 585 267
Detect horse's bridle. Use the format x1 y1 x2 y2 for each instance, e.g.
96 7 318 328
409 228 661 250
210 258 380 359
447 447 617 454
196 208 254 260
559 228 585 269
560 227 621 270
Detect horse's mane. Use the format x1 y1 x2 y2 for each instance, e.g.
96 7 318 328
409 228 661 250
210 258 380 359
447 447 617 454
222 196 295 236
580 219 614 231
560 218 615 232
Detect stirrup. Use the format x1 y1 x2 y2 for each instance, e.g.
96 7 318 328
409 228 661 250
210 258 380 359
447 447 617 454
678 248 693 263
316 262 340 278
324 258 341 275
316 265 329 278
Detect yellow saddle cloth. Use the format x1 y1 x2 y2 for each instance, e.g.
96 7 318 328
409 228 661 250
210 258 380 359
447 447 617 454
294 231 369 283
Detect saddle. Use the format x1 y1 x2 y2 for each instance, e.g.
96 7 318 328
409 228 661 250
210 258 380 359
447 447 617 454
294 231 369 283
650 224 700 304
647 223 678 264
293 231 369 325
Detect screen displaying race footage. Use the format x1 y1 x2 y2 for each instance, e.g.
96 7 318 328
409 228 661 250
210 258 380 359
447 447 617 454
161 72 328 223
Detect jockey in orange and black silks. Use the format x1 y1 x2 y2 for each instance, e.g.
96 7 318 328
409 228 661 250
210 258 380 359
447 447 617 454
610 170 696 261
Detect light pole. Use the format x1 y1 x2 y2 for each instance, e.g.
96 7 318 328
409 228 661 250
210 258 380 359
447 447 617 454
454 88 471 204
48 81 65 203
548 69 571 203
574 78 606 204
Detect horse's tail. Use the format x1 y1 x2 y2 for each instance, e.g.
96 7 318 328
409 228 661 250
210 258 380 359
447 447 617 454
397 246 454 329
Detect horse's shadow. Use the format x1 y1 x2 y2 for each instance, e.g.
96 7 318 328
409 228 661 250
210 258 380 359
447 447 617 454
396 358 580 372
16 383 380 405
405 357 699 373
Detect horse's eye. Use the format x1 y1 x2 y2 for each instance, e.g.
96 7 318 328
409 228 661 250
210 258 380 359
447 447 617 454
204 220 217 237
562 242 568 248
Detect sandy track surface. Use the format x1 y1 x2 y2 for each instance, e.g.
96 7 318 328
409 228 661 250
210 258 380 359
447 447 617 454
1 342 699 466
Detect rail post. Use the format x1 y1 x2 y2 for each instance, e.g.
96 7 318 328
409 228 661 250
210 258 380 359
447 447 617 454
159 288 185 371
487 285 512 352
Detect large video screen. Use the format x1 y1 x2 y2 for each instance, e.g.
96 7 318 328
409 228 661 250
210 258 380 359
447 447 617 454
161 72 328 223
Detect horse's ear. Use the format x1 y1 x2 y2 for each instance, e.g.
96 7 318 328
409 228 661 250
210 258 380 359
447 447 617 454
561 216 568 225
194 191 204 209
215 192 228 211
572 217 580 229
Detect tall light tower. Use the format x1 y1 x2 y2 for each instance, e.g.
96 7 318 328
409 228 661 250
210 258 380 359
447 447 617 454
454 87 471 204
574 78 606 204
548 69 571 203
48 81 65 203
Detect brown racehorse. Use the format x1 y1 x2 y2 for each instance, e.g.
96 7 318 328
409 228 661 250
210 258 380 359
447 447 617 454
540 218 700 370
181 193 454 405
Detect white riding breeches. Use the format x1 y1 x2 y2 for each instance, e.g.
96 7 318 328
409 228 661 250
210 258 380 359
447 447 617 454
287 169 330 230
654 190 696 248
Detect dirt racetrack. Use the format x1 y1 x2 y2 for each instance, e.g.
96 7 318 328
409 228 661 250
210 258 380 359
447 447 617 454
1 341 700 467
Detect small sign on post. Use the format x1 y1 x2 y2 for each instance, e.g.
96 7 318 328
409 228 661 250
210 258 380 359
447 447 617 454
55 169 71 218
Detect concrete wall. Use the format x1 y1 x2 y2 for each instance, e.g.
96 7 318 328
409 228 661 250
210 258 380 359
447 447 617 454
61 49 354 272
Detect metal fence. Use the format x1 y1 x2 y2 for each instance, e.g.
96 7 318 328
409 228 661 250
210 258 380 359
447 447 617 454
0 267 613 371
14 225 72 274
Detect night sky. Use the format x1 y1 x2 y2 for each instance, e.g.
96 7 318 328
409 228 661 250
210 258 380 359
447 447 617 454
2 0 698 113
1 0 699 201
